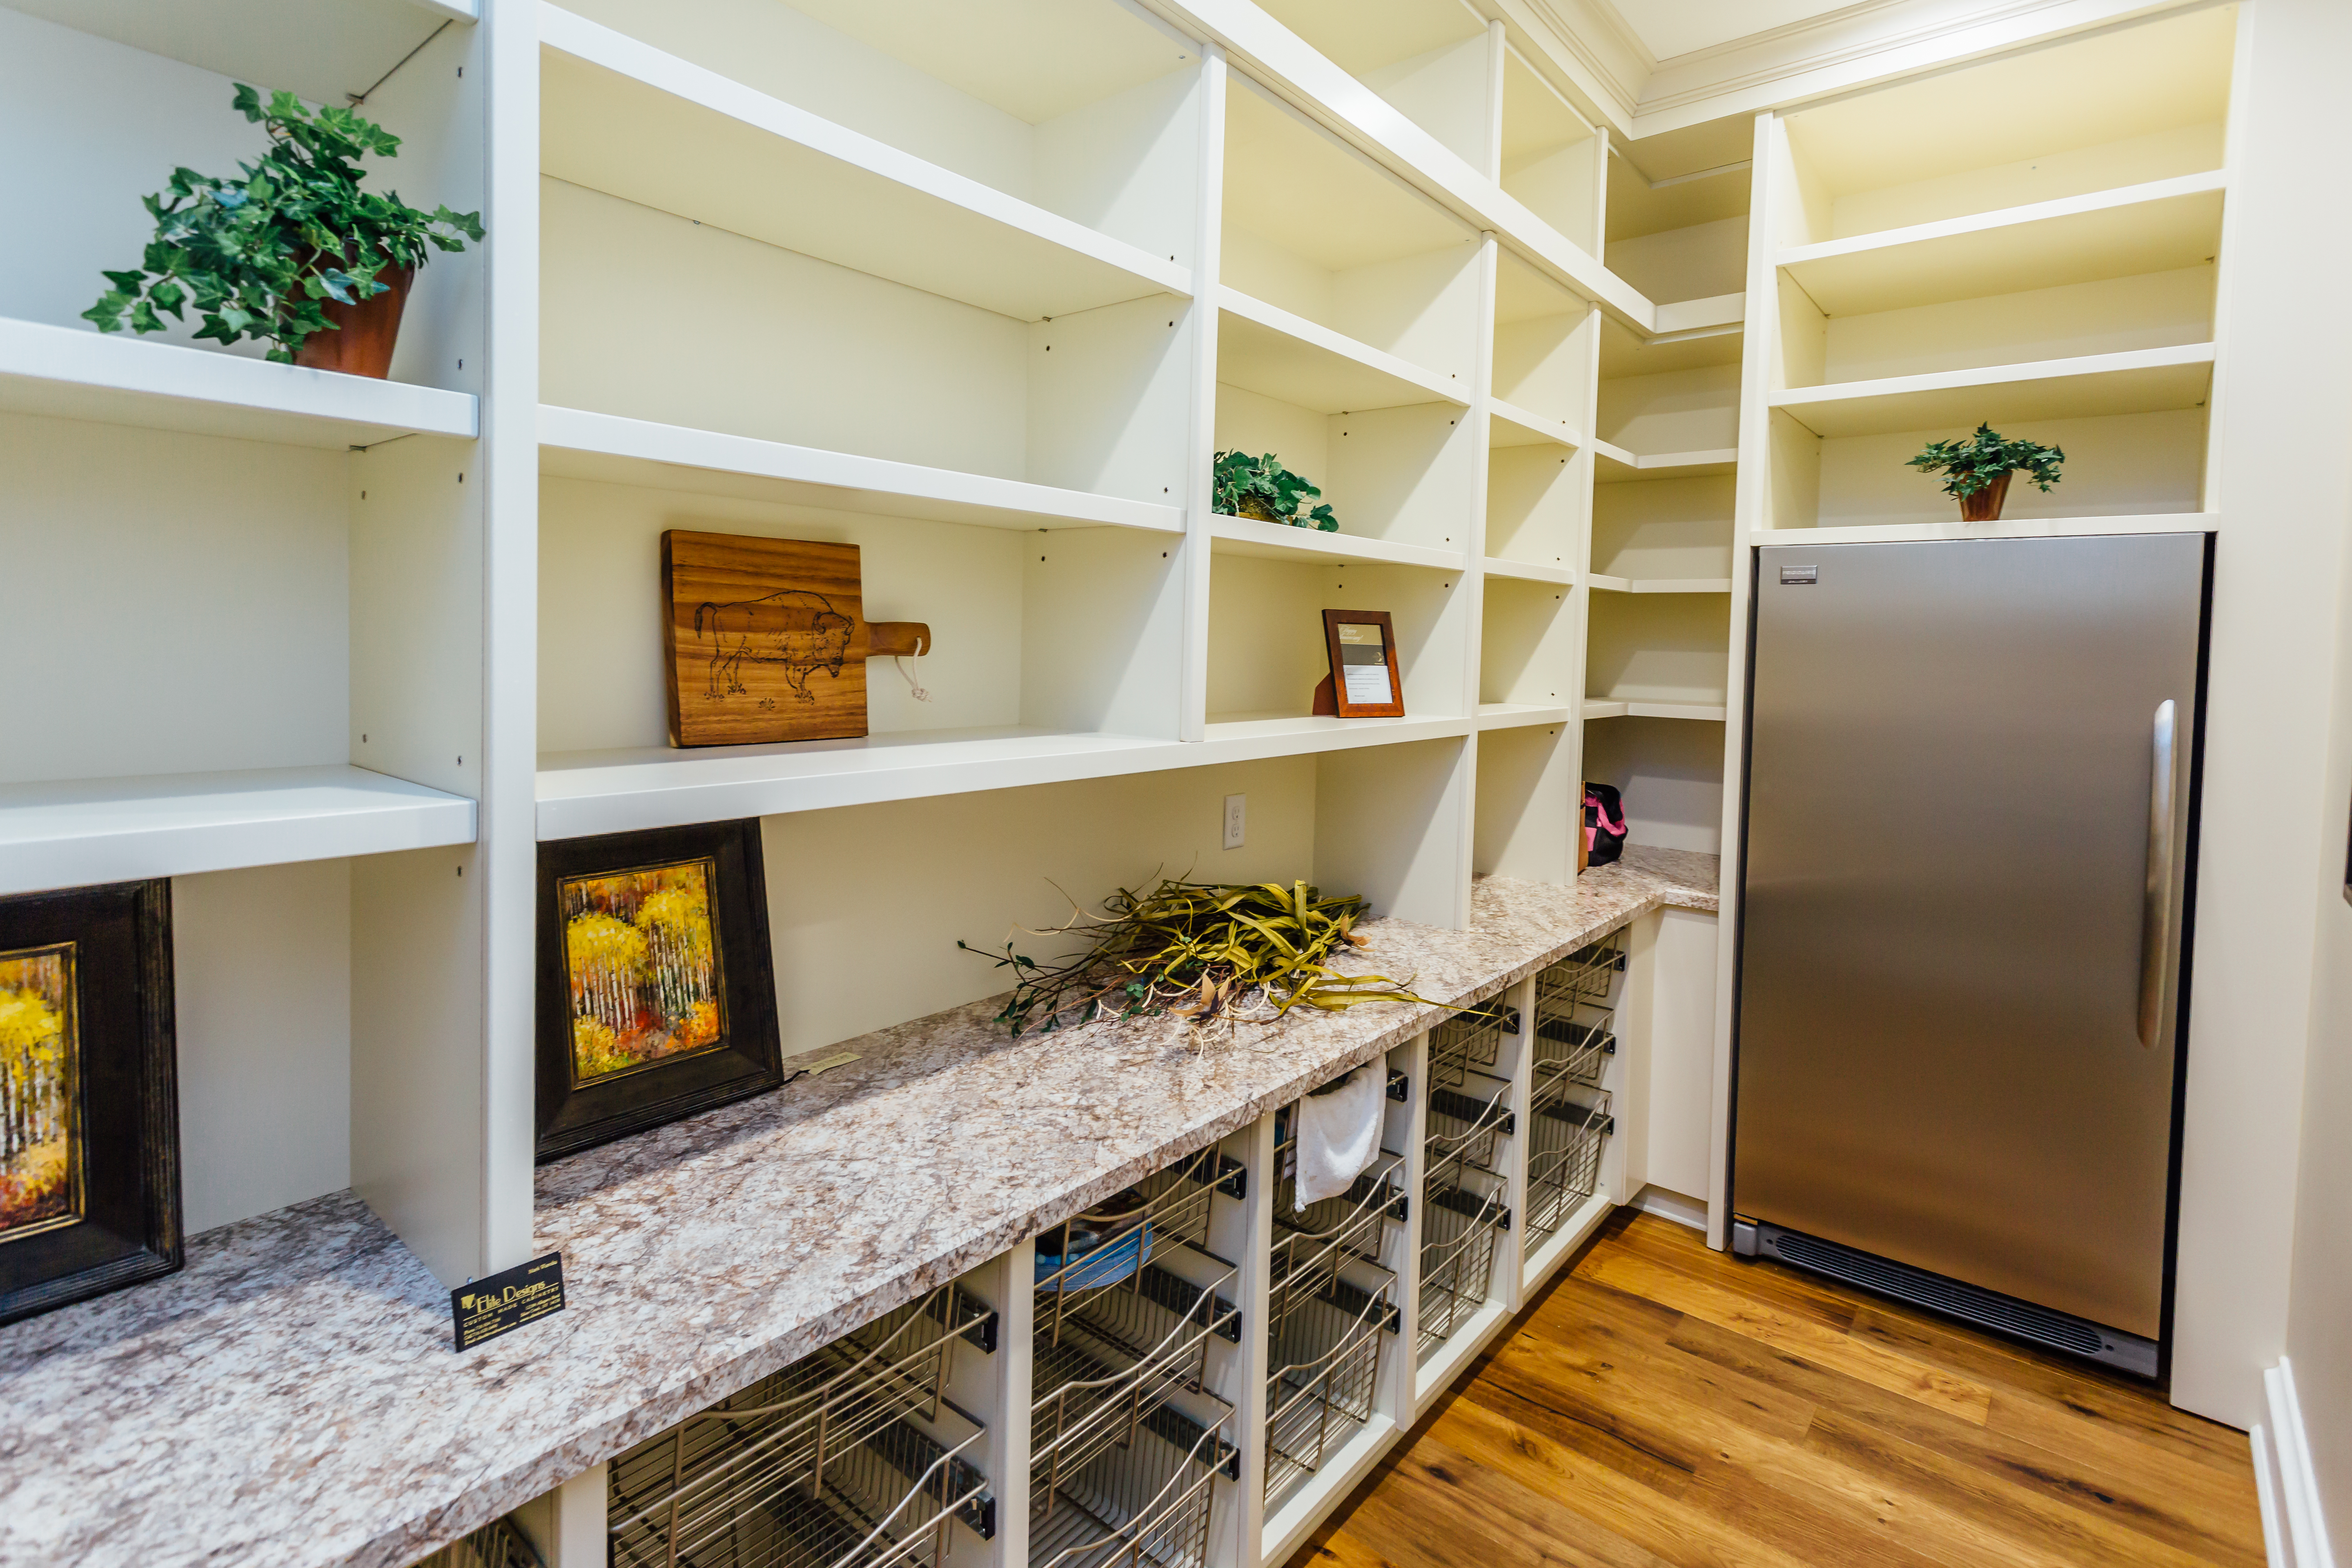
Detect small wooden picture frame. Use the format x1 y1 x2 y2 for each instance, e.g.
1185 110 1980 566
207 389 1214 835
536 820 784 1162
0 879 181 1326
1319 609 1405 718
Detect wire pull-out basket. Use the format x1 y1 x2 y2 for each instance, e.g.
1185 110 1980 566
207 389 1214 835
608 1283 998 1568
1416 1172 1508 1356
407 1515 545 1568
1524 1088 1613 1241
1029 1402 1238 1568
1423 1068 1512 1183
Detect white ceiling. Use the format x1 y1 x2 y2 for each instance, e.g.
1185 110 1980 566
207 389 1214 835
1601 0 1870 62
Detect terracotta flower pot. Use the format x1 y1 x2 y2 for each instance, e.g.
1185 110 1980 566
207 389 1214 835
1959 470 2013 522
291 264 414 379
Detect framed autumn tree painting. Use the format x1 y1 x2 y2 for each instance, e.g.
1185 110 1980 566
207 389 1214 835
0 880 180 1324
535 820 784 1160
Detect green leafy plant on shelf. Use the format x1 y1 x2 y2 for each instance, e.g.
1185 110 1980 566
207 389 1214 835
1213 451 1339 531
83 86 483 365
959 877 1435 1037
1907 423 2065 521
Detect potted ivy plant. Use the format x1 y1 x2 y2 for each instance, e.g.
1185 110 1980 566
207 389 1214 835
1213 450 1339 531
84 86 483 379
1906 424 2065 521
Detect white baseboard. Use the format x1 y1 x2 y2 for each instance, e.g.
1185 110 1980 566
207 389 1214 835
2256 1358 2336 1568
1631 1183 1708 1233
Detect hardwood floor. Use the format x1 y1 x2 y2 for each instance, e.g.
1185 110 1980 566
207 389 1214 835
1288 1210 2265 1568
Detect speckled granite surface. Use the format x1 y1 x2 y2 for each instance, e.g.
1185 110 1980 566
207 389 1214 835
0 851 1714 1568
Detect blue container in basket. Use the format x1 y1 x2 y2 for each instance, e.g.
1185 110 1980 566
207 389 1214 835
1036 1188 1153 1291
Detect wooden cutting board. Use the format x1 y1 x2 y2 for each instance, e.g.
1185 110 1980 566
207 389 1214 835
662 530 872 747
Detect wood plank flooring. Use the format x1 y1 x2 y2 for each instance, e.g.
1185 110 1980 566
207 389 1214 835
1288 1211 2264 1568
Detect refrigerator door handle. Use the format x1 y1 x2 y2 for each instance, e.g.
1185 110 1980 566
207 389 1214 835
2138 699 2178 1047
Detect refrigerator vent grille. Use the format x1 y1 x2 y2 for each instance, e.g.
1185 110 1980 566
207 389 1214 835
1764 1229 2104 1356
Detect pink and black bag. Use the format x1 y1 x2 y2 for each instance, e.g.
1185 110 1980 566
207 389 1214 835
1584 783 1627 866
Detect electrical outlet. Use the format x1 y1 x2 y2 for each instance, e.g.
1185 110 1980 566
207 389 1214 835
1222 793 1246 850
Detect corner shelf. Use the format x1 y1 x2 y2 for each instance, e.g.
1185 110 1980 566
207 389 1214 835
1198 713 1473 757
1208 514 1466 570
0 317 478 448
1217 288 1469 414
539 405 1183 534
1592 441 1739 483
539 4 1189 323
1483 557 1575 587
1770 343 2216 438
1487 398 1582 450
1587 576 1733 594
1477 704 1573 731
1779 172 2227 317
1582 701 1728 722
0 766 477 896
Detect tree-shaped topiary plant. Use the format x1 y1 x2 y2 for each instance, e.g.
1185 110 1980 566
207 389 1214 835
84 86 483 369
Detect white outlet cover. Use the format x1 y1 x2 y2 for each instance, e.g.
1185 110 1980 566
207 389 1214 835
1222 793 1245 850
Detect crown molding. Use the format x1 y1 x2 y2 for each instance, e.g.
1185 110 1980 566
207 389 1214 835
1501 0 2210 141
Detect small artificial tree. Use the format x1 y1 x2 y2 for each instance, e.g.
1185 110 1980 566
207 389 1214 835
84 86 483 363
1212 451 1339 530
1906 423 2065 519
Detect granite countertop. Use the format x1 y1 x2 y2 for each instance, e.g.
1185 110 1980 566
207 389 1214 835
0 850 1715 1568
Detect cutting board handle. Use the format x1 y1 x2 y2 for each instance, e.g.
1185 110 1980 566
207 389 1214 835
867 621 931 658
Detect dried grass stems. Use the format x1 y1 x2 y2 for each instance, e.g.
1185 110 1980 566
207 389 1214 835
960 877 1443 1043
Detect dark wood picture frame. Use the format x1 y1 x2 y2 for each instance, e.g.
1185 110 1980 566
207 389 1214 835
0 879 181 1325
1319 608 1406 718
536 820 784 1162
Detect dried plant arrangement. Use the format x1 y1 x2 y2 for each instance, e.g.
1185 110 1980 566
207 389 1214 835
960 877 1432 1037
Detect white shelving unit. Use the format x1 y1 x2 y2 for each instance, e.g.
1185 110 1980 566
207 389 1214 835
1702 1 2245 1253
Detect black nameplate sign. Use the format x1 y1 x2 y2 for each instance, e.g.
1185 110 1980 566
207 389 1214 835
452 1252 565 1352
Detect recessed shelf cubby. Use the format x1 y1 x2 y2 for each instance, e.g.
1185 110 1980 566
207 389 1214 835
1205 555 1467 726
549 0 1204 266
1252 0 1494 173
1222 80 1481 388
1773 4 2233 244
542 177 1193 505
1211 374 1474 555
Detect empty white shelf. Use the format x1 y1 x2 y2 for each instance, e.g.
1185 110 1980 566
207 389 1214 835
1584 701 1729 722
539 405 1183 533
1209 514 1468 569
537 728 1187 840
1587 575 1733 594
1216 288 1468 414
1772 343 2216 438
1488 398 1582 449
0 766 477 895
1780 173 2227 317
539 4 1188 323
0 317 478 448
1483 557 1575 586
1198 713 1473 757
540 713 1480 838
7 0 473 107
1592 441 1739 483
1477 703 1573 731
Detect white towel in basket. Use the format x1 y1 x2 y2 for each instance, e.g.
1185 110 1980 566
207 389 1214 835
1295 1065 1384 1209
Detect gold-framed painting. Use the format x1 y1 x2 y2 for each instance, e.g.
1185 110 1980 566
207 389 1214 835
535 821 782 1161
0 879 180 1325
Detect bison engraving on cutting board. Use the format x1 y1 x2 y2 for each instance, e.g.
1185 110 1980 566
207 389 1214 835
695 589 855 704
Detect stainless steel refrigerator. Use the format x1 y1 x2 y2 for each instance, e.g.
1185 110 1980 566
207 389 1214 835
1731 532 2208 1376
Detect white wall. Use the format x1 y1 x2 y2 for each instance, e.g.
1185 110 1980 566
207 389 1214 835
2174 0 2352 1429
2282 249 2352 1542
762 756 1316 1054
0 412 347 784
173 861 352 1234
